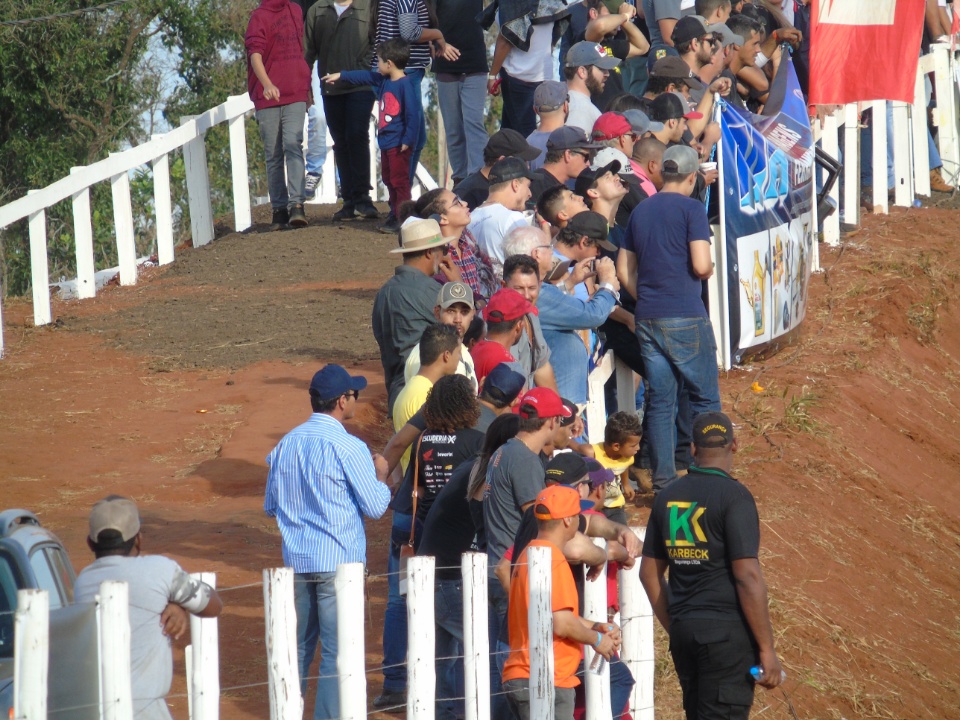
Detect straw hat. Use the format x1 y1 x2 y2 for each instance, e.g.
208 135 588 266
390 218 448 254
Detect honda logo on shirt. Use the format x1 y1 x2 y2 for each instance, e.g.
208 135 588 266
818 0 896 25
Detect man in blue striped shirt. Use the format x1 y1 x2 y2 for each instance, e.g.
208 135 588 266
265 363 391 720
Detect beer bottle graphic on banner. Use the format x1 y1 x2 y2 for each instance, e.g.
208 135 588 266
752 250 765 336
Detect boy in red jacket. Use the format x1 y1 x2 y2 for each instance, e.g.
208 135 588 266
245 0 312 230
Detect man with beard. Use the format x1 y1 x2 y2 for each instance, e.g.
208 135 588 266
563 41 619 134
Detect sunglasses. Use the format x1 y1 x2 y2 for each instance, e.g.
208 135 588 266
344 390 360 400
570 150 592 161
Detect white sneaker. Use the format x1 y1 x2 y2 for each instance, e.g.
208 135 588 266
305 173 321 200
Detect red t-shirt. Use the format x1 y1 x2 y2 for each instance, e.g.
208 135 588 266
470 340 515 387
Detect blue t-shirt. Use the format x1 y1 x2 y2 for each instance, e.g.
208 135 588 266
625 191 711 320
339 70 422 151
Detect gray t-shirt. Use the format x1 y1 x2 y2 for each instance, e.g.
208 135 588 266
74 555 213 720
511 314 552 390
483 437 547 563
642 0 695 47
476 404 499 433
565 91 601 135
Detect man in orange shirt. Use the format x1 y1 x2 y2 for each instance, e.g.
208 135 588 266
502 485 621 720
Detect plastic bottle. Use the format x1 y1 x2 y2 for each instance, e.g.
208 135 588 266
750 665 787 683
588 650 606 675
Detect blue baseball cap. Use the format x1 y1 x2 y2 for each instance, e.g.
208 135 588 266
482 362 526 405
309 364 367 402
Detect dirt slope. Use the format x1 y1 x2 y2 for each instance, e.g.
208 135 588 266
2 202 959 719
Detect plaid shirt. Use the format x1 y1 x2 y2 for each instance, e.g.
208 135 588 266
452 228 499 303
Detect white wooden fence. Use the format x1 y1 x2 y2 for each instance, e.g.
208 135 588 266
0 94 438 359
13 546 653 720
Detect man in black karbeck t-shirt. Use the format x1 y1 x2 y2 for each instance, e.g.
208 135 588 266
640 411 784 720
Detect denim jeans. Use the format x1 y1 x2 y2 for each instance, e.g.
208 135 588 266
382 511 423 692
435 578 465 720
636 317 721 491
487 577 518 719
294 571 339 720
499 70 539 138
406 68 428 185
307 65 329 176
609 653 635 719
256 102 307 210
323 90 375 206
437 73 489 180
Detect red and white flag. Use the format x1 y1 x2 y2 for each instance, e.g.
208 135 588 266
809 0 926 104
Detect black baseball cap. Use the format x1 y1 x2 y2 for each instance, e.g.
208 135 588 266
692 411 735 448
486 129 542 162
559 397 579 427
488 156 535 184
650 92 703 122
546 126 603 152
565 210 616 252
574 161 622 199
649 56 706 92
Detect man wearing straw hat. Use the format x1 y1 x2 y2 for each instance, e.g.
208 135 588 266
373 217 463 412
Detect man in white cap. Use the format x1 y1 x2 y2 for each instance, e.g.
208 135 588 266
74 496 223 720
373 217 463 412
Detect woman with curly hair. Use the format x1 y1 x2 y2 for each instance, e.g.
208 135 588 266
400 188 498 304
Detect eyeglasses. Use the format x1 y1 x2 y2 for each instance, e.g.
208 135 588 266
345 390 360 400
702 36 717 47
626 133 640 141
446 195 466 209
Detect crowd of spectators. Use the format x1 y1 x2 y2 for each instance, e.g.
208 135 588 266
244 1 958 719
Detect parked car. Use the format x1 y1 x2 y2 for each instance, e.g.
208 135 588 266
0 509 98 719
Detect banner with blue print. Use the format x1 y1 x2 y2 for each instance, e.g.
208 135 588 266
719 54 816 364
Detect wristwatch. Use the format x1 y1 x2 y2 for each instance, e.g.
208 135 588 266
599 282 620 302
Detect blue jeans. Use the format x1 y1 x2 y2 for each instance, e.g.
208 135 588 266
487 577 518 719
382 511 423 692
435 579 465 720
861 100 943 190
609 654 635 719
499 70 539 138
294 572 339 720
406 68 428 185
307 65 329 176
637 317 721 491
437 73 489 180
256 102 307 209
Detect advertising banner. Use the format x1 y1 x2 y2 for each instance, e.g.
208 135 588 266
719 55 816 363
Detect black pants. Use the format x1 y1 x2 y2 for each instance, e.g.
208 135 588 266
499 70 539 138
322 90 375 205
669 617 757 720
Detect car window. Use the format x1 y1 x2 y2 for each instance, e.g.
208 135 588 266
44 546 75 604
0 549 25 659
29 547 65 610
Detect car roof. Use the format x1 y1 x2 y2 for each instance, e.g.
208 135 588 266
0 509 68 555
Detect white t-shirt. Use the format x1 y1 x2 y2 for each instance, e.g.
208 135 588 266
404 341 478 391
74 555 213 720
502 21 556 83
467 203 529 277
565 90 601 135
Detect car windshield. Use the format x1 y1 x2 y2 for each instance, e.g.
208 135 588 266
0 549 25 659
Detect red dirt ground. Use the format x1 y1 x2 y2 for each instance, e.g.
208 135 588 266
2 202 960 719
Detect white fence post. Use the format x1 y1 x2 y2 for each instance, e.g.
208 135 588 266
583 540 611 720
527 545 555 720
407 556 436 720
821 111 840 245
152 147 175 266
462 553 490 720
186 645 194 720
27 190 51 327
99 580 134 720
228 113 252 233
871 101 889 214
620 528 654 720
892 101 914 207
842 104 860 227
932 43 960 186
614 358 636 416
189 572 219 720
263 568 303 720
109 158 138 286
912 62 932 197
181 116 215 247
70 167 97 299
336 563 367 720
14 588 49 720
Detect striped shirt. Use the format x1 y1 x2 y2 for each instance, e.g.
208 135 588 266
373 0 433 71
265 413 391 573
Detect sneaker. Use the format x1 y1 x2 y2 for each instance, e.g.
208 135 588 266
372 691 406 712
289 204 307 227
355 200 380 219
269 208 289 231
332 204 357 222
304 172 321 200
930 167 954 193
378 218 401 234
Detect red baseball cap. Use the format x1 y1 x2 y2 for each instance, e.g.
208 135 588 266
483 288 538 322
515 387 574 419
592 112 633 141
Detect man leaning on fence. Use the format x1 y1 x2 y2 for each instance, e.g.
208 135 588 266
74 495 224 720
265 364 391 720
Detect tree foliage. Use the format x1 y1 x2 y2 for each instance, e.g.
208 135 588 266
0 0 259 297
